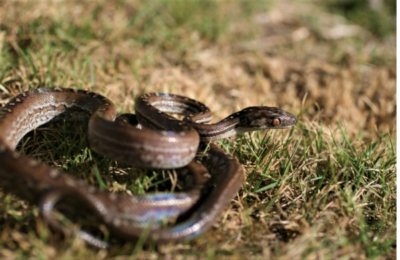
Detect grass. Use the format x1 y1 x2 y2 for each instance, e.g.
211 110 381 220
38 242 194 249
0 0 396 259
323 0 396 38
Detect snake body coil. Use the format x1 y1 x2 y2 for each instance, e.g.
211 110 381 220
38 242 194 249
0 88 296 248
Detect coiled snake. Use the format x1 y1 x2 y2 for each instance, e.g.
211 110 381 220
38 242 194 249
0 88 296 248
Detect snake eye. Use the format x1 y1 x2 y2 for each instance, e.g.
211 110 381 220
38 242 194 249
273 118 280 126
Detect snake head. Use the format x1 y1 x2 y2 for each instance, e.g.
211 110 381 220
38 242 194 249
236 106 296 130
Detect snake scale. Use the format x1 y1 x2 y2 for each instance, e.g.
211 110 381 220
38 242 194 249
0 88 296 248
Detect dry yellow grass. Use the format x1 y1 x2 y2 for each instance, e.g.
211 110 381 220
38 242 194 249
0 0 396 259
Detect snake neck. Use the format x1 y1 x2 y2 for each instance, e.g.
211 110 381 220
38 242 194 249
188 118 242 142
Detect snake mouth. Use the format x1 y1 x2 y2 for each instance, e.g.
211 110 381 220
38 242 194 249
235 124 294 134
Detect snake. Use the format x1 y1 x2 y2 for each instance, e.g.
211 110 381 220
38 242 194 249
0 88 296 248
